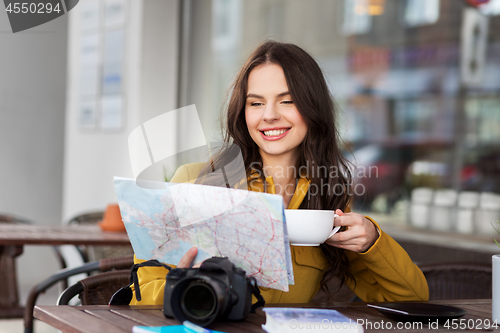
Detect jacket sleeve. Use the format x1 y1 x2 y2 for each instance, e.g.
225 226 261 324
345 217 429 302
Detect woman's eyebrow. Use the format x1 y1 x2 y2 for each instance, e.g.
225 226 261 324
246 91 290 99
246 93 263 99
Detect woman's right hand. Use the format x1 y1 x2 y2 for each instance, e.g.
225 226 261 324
177 247 199 268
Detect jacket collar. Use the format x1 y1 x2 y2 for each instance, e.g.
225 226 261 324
247 172 311 209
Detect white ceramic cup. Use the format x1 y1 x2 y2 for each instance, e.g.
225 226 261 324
493 254 500 322
284 209 340 246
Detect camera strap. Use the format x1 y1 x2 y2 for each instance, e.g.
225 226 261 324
249 277 265 312
129 259 172 302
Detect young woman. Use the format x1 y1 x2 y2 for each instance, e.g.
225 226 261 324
130 41 428 304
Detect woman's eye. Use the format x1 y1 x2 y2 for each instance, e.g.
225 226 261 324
251 102 263 107
282 100 294 105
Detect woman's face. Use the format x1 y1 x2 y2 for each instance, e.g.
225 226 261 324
245 63 308 165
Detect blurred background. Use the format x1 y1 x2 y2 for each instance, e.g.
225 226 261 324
1 0 500 330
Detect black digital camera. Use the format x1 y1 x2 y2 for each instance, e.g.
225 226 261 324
163 257 261 327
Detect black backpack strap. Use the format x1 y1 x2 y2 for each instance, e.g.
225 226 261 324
249 277 265 312
130 259 172 302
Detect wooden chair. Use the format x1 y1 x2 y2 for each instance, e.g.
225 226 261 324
57 269 130 306
61 211 134 263
54 211 134 289
24 255 134 333
418 262 492 300
57 212 105 264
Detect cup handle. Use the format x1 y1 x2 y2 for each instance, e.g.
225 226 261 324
328 213 340 238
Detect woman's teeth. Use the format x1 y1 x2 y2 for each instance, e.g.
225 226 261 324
264 129 288 136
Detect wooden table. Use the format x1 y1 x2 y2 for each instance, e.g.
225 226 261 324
0 224 130 318
34 299 498 333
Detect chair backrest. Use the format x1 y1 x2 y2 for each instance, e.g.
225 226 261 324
418 262 492 300
68 212 104 225
56 255 134 305
25 256 134 333
0 214 16 223
80 270 130 305
0 214 31 224
67 211 134 261
58 269 131 305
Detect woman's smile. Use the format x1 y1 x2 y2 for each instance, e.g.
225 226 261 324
260 127 291 140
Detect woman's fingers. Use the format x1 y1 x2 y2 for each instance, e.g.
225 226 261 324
177 247 198 268
326 213 378 252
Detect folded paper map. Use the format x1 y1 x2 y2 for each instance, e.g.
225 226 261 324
113 177 294 291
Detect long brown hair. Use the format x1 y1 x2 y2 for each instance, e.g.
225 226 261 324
200 40 354 294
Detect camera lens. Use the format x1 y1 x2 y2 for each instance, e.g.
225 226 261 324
169 277 230 327
181 282 217 321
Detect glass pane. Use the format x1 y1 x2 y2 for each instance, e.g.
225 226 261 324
404 0 440 27
181 0 500 234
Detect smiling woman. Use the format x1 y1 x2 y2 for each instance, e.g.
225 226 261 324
131 41 429 306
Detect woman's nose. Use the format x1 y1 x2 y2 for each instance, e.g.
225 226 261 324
262 104 280 121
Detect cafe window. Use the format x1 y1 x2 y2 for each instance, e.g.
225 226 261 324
395 99 435 139
181 0 500 230
465 97 500 146
479 0 500 16
342 0 373 35
403 0 440 27
394 97 453 141
212 0 241 51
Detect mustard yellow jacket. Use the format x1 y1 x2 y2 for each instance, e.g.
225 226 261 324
130 163 428 304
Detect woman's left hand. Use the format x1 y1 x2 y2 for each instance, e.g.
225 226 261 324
324 209 378 253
